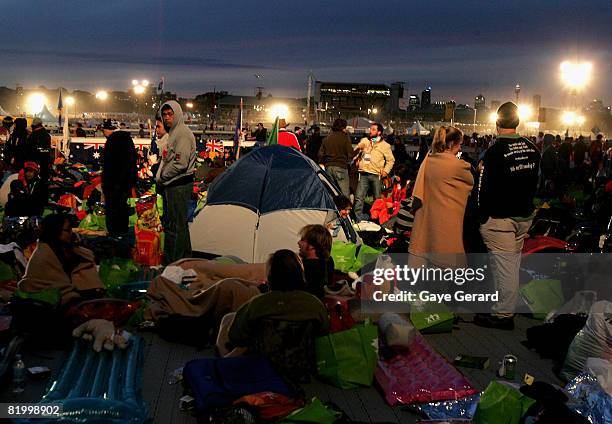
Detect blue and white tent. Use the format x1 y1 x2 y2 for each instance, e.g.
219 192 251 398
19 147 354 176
190 145 355 262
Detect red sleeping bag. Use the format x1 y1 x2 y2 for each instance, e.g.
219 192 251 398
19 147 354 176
375 334 478 405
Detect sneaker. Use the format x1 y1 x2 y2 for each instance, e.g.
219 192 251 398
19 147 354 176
473 313 515 330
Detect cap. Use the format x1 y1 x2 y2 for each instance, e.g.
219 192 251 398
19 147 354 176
31 117 43 128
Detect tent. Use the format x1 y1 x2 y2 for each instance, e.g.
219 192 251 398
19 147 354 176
38 105 57 125
190 145 355 262
408 120 430 136
0 105 8 116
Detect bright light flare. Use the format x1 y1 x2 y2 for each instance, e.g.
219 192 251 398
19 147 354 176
65 96 75 106
489 112 498 123
186 102 194 109
562 111 576 126
141 80 149 87
269 103 289 120
132 79 139 86
576 115 586 125
26 92 47 115
518 104 533 121
95 90 108 101
134 85 145 95
560 61 592 90
372 108 378 114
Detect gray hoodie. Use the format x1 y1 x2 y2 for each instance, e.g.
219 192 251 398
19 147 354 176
156 100 197 186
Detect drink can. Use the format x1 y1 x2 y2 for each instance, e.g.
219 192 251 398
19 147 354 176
499 354 517 380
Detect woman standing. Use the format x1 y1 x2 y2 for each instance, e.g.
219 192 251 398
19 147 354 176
409 127 474 264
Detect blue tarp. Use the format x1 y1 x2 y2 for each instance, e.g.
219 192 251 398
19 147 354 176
206 145 336 214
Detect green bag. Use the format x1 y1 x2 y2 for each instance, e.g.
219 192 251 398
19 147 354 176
78 213 107 232
279 398 341 424
0 261 16 281
354 244 385 271
315 321 378 389
330 240 358 273
99 258 141 295
519 279 564 320
14 288 62 306
473 380 535 424
410 302 455 334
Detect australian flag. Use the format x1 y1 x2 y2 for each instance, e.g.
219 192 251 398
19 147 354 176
69 144 105 170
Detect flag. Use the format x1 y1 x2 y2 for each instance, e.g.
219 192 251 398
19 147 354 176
62 109 70 157
267 116 279 146
57 91 63 127
233 98 243 152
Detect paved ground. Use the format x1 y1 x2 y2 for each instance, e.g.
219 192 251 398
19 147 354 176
0 315 564 424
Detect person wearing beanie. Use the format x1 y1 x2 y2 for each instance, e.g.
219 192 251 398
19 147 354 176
27 117 52 181
5 161 48 217
475 102 540 330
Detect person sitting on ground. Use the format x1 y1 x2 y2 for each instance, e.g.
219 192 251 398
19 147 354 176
18 214 105 306
326 195 356 241
217 249 328 357
369 164 410 225
5 161 48 217
298 224 334 299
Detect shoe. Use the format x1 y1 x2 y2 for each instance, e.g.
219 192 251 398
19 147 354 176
473 313 515 330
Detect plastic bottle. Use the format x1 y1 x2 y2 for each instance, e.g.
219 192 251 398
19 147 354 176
12 354 26 394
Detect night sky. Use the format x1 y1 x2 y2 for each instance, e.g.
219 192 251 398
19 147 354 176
1 0 610 107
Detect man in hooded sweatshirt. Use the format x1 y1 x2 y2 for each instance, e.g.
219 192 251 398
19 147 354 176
157 101 196 264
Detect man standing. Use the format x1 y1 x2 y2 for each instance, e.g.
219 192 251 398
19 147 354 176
305 125 323 162
353 123 394 217
252 123 267 147
0 116 13 165
318 118 354 197
101 119 137 238
277 119 301 151
475 102 540 330
157 101 196 264
27 118 52 181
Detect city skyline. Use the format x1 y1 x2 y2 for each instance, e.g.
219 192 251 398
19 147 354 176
0 0 610 108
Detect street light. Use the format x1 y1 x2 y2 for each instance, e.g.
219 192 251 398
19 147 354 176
134 85 146 95
95 90 108 101
186 102 194 109
560 61 592 91
26 92 47 116
562 111 576 126
518 104 533 121
269 103 289 120
65 96 76 119
372 108 378 115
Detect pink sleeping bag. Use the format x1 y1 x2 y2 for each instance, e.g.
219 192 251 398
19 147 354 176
375 334 478 405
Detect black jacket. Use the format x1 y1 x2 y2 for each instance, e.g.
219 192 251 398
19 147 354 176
102 130 137 191
5 177 48 217
478 134 540 220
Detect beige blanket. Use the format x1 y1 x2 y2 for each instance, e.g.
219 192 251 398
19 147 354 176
409 152 474 266
144 259 266 321
18 242 104 305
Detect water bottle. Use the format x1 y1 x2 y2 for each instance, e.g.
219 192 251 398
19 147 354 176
12 354 26 394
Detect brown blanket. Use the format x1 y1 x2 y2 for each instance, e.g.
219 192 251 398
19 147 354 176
144 259 266 321
18 242 104 305
409 152 474 266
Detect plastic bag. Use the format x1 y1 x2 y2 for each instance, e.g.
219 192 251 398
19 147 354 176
315 321 378 389
565 372 612 424
472 381 535 424
330 240 357 273
561 301 612 381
